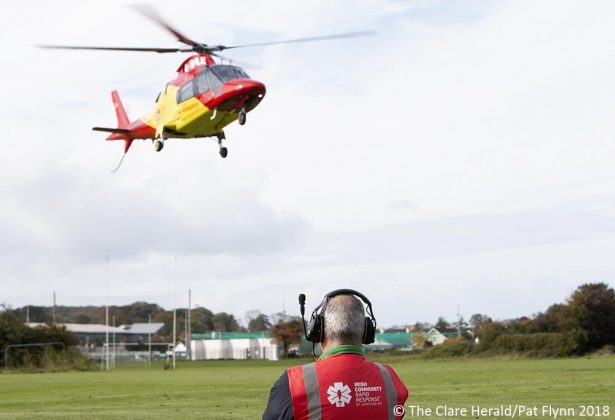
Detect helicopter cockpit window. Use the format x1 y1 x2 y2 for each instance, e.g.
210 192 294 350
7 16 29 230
210 65 250 83
177 81 194 103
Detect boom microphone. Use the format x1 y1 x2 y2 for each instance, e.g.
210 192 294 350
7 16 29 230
298 293 308 340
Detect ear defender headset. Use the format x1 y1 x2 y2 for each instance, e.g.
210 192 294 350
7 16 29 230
298 289 377 345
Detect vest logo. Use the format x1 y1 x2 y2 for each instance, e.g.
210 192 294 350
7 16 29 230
327 382 352 407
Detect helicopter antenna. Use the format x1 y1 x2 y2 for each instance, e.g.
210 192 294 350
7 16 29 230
110 153 127 173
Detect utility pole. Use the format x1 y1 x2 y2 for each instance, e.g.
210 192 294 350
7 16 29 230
52 292 56 324
172 255 177 371
187 288 191 361
105 254 110 372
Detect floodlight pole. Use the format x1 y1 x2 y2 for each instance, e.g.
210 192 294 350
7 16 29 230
112 315 116 369
148 314 152 368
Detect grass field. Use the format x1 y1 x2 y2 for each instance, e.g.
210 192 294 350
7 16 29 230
0 355 614 419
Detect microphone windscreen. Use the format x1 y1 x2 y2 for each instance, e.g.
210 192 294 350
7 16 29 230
298 294 306 304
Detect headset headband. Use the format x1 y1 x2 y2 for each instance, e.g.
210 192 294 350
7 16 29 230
312 288 376 326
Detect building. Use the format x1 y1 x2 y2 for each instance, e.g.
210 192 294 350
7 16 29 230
426 328 461 346
190 332 279 361
26 322 164 344
366 332 413 351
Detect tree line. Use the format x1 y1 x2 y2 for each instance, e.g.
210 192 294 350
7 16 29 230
7 301 296 341
2 282 614 363
421 282 615 357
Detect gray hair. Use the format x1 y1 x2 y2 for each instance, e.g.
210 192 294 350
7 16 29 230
323 294 366 344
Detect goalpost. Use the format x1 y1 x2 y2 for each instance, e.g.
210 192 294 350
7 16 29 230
3 342 66 369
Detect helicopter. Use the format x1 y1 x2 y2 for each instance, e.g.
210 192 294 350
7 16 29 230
40 5 372 171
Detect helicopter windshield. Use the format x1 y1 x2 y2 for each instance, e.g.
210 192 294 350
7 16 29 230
209 65 250 83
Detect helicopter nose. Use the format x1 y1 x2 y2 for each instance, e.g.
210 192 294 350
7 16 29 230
225 78 266 94
205 79 266 113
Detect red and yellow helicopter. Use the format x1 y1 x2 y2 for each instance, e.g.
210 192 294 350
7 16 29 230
40 6 371 171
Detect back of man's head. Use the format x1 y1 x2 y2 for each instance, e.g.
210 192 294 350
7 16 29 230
323 294 366 345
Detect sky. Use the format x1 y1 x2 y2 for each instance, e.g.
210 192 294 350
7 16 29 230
1 0 615 328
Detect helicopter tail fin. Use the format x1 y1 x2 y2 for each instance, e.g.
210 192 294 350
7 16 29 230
92 90 134 154
111 90 130 128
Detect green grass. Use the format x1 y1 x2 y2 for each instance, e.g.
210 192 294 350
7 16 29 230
0 355 614 419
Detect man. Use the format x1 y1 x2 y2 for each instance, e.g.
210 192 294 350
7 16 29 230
263 290 408 419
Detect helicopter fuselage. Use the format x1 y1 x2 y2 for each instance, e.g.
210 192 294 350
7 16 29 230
120 54 266 142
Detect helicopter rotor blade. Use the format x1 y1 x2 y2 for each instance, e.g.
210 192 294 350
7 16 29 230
216 30 375 51
131 3 200 48
209 52 261 69
38 45 192 53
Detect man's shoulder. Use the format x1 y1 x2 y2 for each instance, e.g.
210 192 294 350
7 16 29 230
262 371 293 420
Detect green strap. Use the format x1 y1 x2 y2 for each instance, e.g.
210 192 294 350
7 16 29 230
318 344 364 360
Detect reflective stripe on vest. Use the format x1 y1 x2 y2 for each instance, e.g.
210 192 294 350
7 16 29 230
302 363 322 420
375 362 398 420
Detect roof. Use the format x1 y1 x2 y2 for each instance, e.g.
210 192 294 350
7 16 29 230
119 323 165 334
26 322 164 335
192 332 270 340
426 328 461 338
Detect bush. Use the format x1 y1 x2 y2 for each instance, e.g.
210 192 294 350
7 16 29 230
593 345 615 356
489 333 576 357
0 311 93 371
421 340 476 359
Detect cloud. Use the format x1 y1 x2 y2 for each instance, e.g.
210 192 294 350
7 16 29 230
1 0 615 326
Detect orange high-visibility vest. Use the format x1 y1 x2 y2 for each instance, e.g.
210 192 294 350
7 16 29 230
287 354 408 420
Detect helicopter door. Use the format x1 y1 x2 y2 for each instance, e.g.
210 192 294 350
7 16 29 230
177 81 194 103
194 70 210 96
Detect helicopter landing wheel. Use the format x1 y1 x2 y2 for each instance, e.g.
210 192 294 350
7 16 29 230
154 139 164 152
219 147 228 158
238 109 247 126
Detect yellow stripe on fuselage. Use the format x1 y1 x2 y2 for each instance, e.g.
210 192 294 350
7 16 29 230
175 97 238 137
139 85 238 139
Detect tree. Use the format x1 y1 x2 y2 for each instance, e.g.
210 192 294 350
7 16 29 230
191 307 215 333
435 316 449 330
475 321 506 348
533 304 567 333
469 314 492 328
75 314 91 324
270 312 291 325
270 317 304 358
152 311 174 337
506 317 535 334
213 312 241 332
246 311 271 332
411 322 429 332
566 282 615 351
